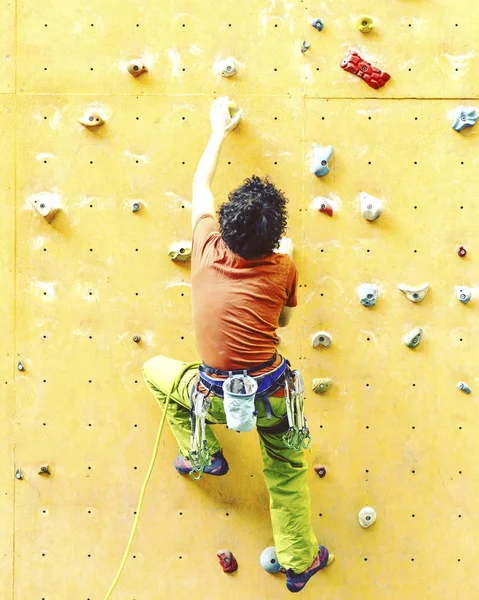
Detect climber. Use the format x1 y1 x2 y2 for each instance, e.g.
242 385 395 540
141 96 333 593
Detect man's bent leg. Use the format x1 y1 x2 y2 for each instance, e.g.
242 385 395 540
258 428 318 574
141 355 222 456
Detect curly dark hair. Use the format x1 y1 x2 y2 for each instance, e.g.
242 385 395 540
217 175 289 259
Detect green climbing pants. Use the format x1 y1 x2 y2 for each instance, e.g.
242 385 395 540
141 354 318 573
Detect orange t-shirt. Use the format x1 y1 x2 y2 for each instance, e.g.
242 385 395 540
191 213 298 372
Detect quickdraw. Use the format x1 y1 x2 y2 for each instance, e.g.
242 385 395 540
282 370 311 451
188 386 212 480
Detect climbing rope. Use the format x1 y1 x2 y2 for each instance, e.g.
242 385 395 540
102 361 200 600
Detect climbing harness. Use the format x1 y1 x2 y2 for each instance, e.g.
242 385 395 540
102 361 199 600
282 369 311 451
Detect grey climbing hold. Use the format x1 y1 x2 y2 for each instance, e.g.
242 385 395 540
358 506 376 528
357 283 378 307
452 106 478 132
403 327 422 349
360 192 383 221
398 283 429 303
311 18 324 32
312 378 332 394
260 547 282 573
15 468 23 480
312 331 332 348
457 382 471 394
301 41 311 53
38 465 51 476
17 360 25 372
312 144 334 177
131 201 142 213
455 286 472 304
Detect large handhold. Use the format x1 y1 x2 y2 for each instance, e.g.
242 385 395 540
78 109 105 128
456 286 472 304
312 144 334 177
127 59 148 77
357 283 378 307
358 506 376 528
312 331 332 348
168 242 192 262
360 192 383 221
398 283 429 303
217 549 238 573
312 378 332 394
260 547 282 573
403 327 422 349
452 106 478 132
29 193 61 224
219 58 237 77
340 50 391 89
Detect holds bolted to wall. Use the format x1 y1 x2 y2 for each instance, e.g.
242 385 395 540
341 50 391 89
301 41 311 53
356 15 374 33
29 193 61 224
457 382 471 394
217 549 238 573
313 196 333 216
314 465 327 478
260 547 282 573
455 286 472 304
451 106 478 132
312 144 334 177
458 246 467 258
398 283 429 303
127 59 148 78
403 327 423 349
78 109 105 128
312 378 332 394
38 465 51 476
17 360 25 372
131 201 143 213
133 335 141 343
218 58 237 77
168 242 192 262
311 18 324 32
360 192 383 221
357 283 378 307
312 331 332 348
358 506 376 528
15 468 23 480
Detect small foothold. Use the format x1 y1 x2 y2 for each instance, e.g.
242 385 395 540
38 465 51 476
357 283 378 307
133 335 141 343
313 196 333 217
260 547 282 573
458 246 467 258
217 549 238 573
398 283 429 303
457 382 471 394
301 41 311 53
127 59 148 77
357 15 374 33
312 144 334 177
168 242 192 262
15 468 23 480
452 106 478 132
219 58 237 77
314 465 326 478
456 286 472 304
312 378 332 394
358 506 376 528
29 194 61 224
17 360 25 372
78 110 105 128
403 327 423 349
312 331 332 348
311 18 324 32
360 192 383 221
340 50 391 89
131 201 142 213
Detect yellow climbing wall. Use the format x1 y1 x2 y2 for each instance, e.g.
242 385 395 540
3 0 479 598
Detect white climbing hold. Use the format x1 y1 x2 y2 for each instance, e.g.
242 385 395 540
360 192 383 222
312 331 332 348
359 506 376 528
398 283 429 303
260 547 282 573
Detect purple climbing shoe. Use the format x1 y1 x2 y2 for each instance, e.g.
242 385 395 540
174 451 229 476
285 545 334 593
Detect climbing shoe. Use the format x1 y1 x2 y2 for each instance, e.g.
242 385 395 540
285 545 334 593
174 450 229 476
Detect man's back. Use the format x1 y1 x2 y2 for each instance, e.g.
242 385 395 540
192 214 297 371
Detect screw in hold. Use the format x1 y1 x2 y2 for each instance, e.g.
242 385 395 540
301 41 310 53
458 246 467 257
15 468 23 480
314 465 327 478
38 465 51 476
133 335 141 343
17 360 25 371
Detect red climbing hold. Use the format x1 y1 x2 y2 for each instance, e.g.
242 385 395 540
458 246 467 257
314 465 327 478
217 549 238 573
340 50 391 89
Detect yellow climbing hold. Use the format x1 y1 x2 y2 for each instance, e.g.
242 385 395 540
357 15 374 33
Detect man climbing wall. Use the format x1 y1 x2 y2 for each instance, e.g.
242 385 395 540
142 96 334 593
